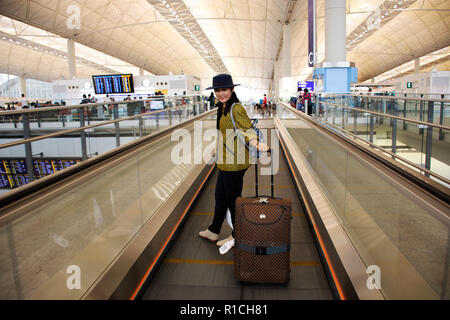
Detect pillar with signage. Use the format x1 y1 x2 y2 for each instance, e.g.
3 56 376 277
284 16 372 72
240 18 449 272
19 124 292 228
311 0 358 93
308 0 316 68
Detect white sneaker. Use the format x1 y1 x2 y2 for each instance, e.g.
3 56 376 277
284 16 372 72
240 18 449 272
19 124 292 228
199 229 219 242
216 235 234 247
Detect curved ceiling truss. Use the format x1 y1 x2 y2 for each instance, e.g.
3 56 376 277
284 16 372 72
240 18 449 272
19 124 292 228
0 0 448 91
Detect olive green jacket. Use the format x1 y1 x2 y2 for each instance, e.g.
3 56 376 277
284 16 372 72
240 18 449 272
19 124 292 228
216 103 257 171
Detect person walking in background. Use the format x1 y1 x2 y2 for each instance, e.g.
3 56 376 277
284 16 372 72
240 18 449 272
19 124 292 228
296 87 303 111
104 94 113 117
262 94 268 113
301 88 312 115
207 91 215 110
19 94 28 109
81 94 90 104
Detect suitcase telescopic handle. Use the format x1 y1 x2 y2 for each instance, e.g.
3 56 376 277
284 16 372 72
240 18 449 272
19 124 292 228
255 148 273 198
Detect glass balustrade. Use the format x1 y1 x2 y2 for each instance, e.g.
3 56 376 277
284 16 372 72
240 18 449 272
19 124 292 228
276 105 449 299
0 96 212 193
283 94 450 187
0 114 216 299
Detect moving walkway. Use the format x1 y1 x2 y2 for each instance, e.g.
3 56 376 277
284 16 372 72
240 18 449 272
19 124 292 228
0 101 448 300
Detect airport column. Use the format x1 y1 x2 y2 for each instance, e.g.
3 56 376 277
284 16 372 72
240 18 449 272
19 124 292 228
325 0 346 64
273 60 280 102
278 23 293 102
19 73 33 181
19 76 27 97
312 0 358 93
67 39 77 79
283 24 291 78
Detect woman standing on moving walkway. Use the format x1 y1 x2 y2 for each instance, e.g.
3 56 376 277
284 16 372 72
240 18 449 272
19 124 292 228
199 74 268 247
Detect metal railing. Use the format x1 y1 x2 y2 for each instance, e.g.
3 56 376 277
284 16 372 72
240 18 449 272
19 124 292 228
316 93 449 130
0 95 211 190
281 95 450 187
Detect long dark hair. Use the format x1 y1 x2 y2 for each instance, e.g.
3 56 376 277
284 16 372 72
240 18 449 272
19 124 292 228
216 90 240 129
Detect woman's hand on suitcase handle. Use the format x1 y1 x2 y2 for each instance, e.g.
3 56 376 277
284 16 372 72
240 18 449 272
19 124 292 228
249 139 270 152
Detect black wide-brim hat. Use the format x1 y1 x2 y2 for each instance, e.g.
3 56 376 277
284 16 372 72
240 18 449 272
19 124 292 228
205 74 240 90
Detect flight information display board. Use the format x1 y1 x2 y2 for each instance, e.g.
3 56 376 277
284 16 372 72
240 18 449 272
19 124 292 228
0 174 9 188
36 160 54 176
0 159 80 189
297 81 314 91
13 159 26 174
92 74 134 94
0 162 10 188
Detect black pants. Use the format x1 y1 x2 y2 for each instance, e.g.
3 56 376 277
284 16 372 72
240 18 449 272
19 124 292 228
208 169 247 236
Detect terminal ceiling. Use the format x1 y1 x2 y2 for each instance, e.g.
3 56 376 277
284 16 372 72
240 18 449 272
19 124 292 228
0 0 448 91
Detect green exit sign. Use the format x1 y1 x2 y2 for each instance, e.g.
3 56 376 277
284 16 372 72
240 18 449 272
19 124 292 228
194 85 200 91
407 82 412 88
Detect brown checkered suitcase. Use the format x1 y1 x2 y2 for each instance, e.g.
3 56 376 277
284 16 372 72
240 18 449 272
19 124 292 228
234 149 291 283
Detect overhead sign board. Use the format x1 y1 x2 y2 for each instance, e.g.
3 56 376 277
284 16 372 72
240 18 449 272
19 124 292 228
298 81 315 91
